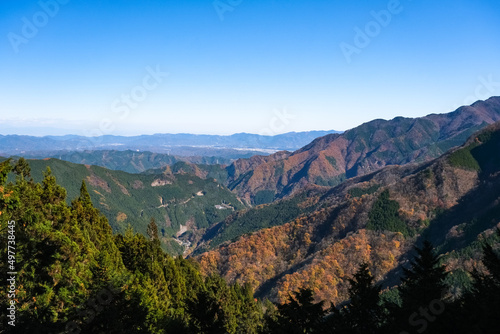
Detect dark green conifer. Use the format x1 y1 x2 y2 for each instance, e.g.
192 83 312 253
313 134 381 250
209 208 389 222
334 263 384 333
456 232 500 333
390 241 448 334
78 180 92 207
264 288 326 334
13 157 31 179
147 217 159 242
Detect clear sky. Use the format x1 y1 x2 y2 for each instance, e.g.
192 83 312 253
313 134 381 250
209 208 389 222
1 0 500 136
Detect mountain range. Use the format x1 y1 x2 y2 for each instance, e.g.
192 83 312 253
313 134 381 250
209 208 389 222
3 97 500 306
0 130 339 157
196 121 500 304
7 98 500 208
225 97 500 203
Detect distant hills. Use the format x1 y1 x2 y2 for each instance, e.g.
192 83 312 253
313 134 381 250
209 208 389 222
0 130 339 158
4 97 500 258
3 98 500 319
3 97 500 306
226 97 500 203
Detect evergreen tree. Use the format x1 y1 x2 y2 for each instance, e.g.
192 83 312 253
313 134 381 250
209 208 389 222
13 157 31 179
41 167 66 205
0 159 15 224
263 288 326 334
0 158 12 185
147 217 159 242
389 240 448 334
78 180 93 207
455 233 500 333
332 263 384 333
367 189 410 236
481 237 500 281
400 241 447 308
187 275 228 334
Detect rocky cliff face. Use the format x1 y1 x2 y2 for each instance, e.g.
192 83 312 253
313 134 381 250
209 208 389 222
226 97 500 203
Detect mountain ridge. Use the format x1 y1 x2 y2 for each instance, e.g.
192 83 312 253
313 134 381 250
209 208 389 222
196 122 500 304
226 97 500 203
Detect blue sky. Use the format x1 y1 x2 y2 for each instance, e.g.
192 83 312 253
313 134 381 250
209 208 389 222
1 0 500 136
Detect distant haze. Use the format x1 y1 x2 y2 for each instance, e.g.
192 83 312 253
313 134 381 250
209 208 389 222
0 130 340 157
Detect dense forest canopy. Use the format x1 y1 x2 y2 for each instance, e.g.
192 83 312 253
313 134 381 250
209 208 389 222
1 157 499 333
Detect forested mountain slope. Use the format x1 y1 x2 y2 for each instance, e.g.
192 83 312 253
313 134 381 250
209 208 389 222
0 161 263 333
4 158 244 254
36 149 233 173
197 123 500 306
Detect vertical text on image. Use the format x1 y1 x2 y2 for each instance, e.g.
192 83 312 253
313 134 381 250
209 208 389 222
6 220 17 327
